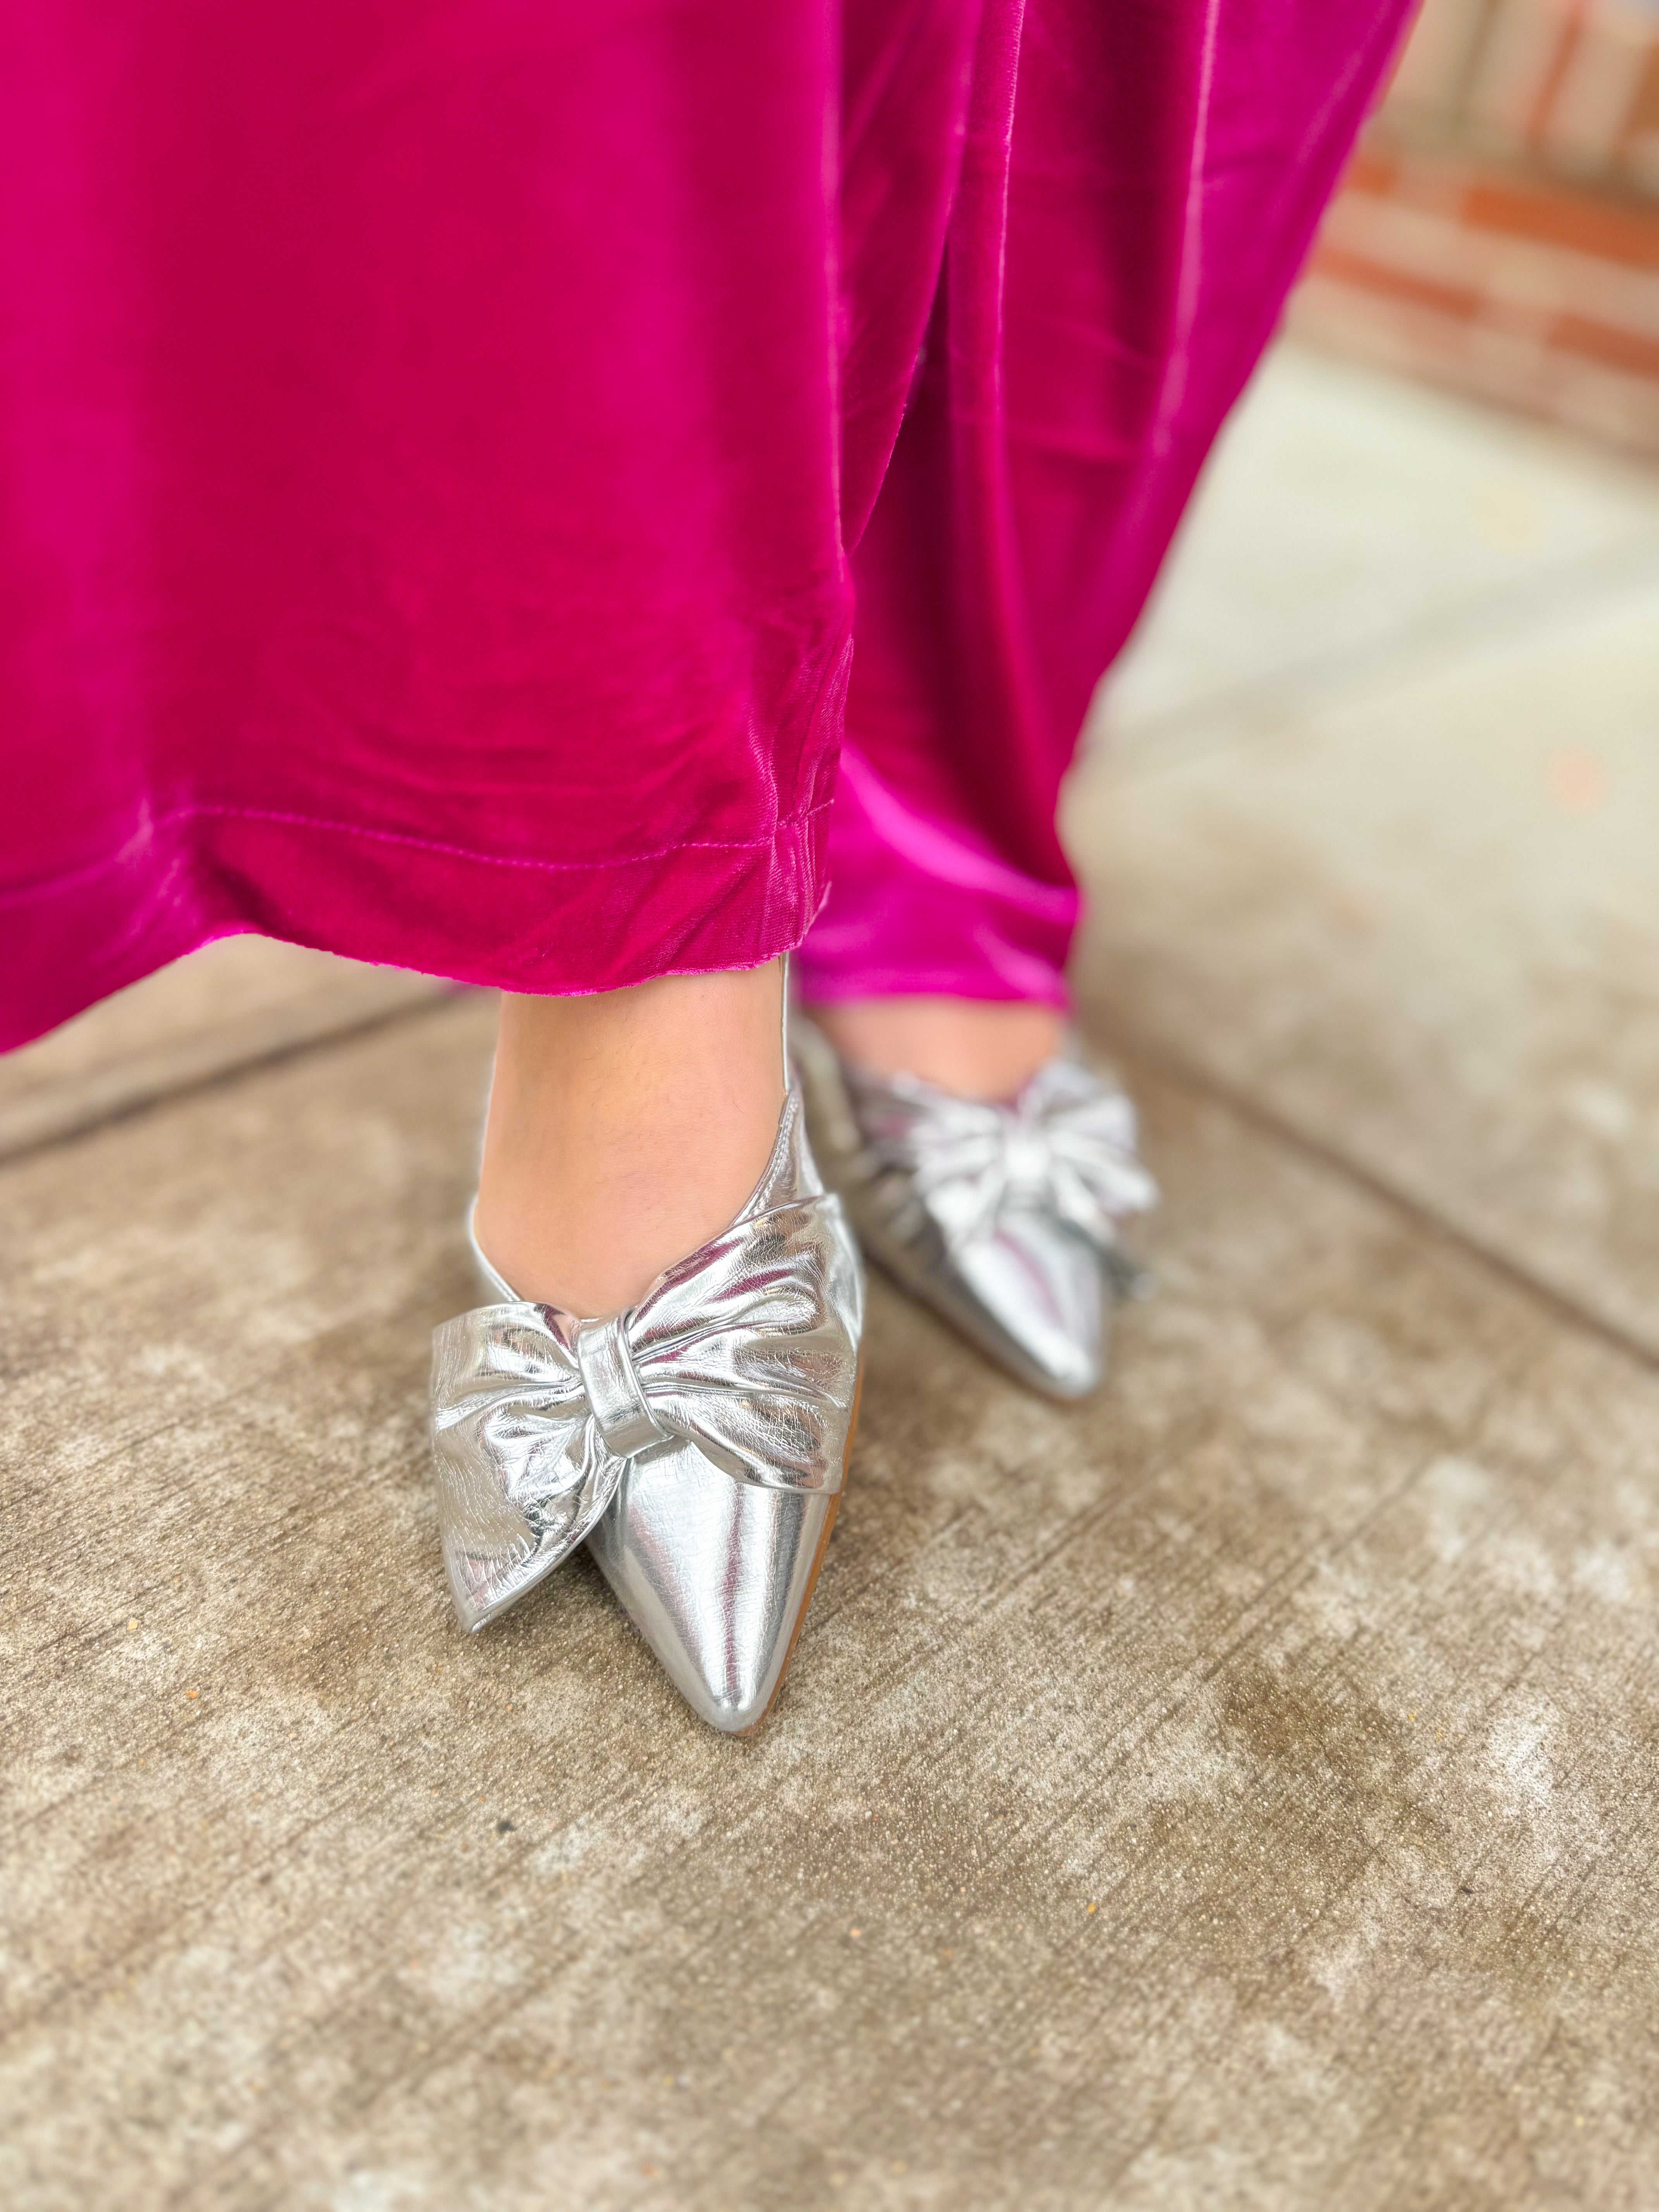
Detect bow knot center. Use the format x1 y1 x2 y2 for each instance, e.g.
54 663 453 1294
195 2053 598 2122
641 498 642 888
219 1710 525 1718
1003 1121 1054 1200
575 1314 672 1459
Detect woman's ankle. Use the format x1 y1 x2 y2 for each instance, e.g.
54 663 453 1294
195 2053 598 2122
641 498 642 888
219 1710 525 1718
475 962 786 1315
805 995 1065 1102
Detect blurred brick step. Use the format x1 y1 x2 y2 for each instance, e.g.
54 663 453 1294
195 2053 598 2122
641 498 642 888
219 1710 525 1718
1291 0 1659 453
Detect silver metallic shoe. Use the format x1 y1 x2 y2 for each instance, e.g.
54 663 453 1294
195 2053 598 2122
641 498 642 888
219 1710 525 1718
429 1077 864 1734
793 1013 1154 1400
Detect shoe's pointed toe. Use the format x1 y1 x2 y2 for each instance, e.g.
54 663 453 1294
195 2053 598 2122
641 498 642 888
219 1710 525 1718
950 1212 1108 1400
586 1441 841 1733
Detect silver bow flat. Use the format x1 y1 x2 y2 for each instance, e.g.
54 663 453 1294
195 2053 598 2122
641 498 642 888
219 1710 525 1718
430 1079 864 1733
793 1014 1154 1400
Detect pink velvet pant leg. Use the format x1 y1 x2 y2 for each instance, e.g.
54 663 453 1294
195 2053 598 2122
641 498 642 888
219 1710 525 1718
0 2 1410 1050
804 0 1415 1008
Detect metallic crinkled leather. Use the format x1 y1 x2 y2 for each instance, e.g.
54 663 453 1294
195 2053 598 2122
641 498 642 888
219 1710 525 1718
431 1110 862 1633
793 1018 1155 1398
845 1052 1158 1264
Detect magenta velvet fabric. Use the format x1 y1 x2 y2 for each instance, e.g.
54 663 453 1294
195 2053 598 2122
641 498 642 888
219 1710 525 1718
0 1 1410 1048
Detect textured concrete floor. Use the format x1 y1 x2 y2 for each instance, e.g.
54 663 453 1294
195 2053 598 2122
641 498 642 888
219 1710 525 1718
5 347 1659 2209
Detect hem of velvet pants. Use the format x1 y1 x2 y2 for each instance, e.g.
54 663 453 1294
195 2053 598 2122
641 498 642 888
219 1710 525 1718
0 800 830 1052
794 744 1078 1011
794 895 1076 1010
792 959 1073 1013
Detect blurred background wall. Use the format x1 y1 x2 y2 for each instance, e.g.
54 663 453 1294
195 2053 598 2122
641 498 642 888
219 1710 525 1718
1291 0 1659 453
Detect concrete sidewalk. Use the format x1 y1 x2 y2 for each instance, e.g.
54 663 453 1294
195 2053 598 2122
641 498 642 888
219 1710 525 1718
5 345 1658 2210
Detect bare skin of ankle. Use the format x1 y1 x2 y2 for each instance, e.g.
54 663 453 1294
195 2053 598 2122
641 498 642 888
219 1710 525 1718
805 995 1065 1102
475 962 785 1317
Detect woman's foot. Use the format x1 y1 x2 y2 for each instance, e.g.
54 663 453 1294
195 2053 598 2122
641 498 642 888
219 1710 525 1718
433 958 865 1734
475 961 787 1315
804 994 1064 1103
793 1000 1155 1400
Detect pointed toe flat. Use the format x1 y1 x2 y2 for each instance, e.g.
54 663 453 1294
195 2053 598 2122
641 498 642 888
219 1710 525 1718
793 1013 1153 1401
586 1448 843 1733
429 1080 864 1731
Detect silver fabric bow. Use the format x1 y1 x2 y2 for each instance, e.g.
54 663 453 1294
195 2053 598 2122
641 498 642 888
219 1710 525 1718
850 1055 1158 1267
431 1191 862 1632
